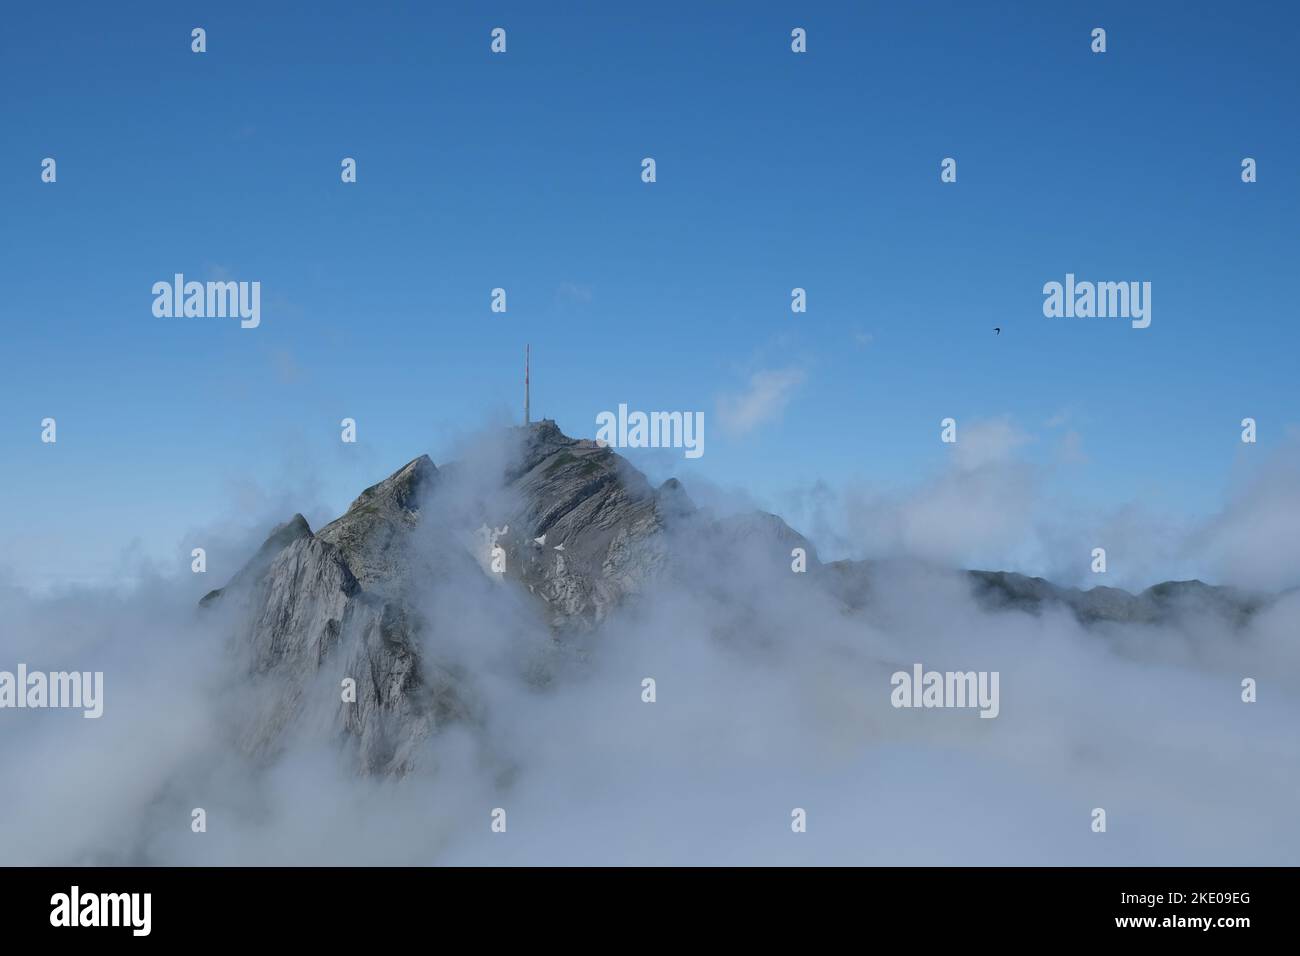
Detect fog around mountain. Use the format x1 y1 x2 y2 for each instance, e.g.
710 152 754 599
2 420 1297 865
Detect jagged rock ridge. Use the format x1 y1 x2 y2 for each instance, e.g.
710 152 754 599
201 420 1272 774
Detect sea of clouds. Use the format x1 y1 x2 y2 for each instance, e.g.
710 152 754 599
1 421 1297 865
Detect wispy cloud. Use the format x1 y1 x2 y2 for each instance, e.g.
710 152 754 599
953 417 1032 472
716 367 806 435
554 282 594 307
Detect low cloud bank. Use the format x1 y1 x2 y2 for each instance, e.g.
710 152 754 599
1 425 1296 865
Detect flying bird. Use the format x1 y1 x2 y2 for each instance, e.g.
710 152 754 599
994 327 1001 335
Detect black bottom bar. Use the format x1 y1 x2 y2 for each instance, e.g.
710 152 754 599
0 866 1280 942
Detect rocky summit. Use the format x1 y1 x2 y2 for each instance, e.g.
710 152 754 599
200 420 1271 775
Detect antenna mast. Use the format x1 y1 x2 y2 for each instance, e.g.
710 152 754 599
524 344 530 425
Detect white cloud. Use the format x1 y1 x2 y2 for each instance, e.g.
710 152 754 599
1190 440 1300 591
4 420 1298 865
952 417 1031 472
555 282 593 306
716 368 805 435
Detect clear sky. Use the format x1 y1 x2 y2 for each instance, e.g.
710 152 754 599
2 1 1297 588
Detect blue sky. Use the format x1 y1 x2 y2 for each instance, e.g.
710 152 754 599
2 1 1297 587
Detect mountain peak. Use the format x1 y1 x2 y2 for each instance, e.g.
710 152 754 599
343 454 437 516
197 513 313 608
313 454 438 589
198 424 1278 776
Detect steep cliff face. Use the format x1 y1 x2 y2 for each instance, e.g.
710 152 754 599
198 421 693 772
494 421 677 626
199 509 455 775
316 454 439 591
201 419 1270 775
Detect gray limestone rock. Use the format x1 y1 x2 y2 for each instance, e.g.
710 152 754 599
202 420 1276 774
